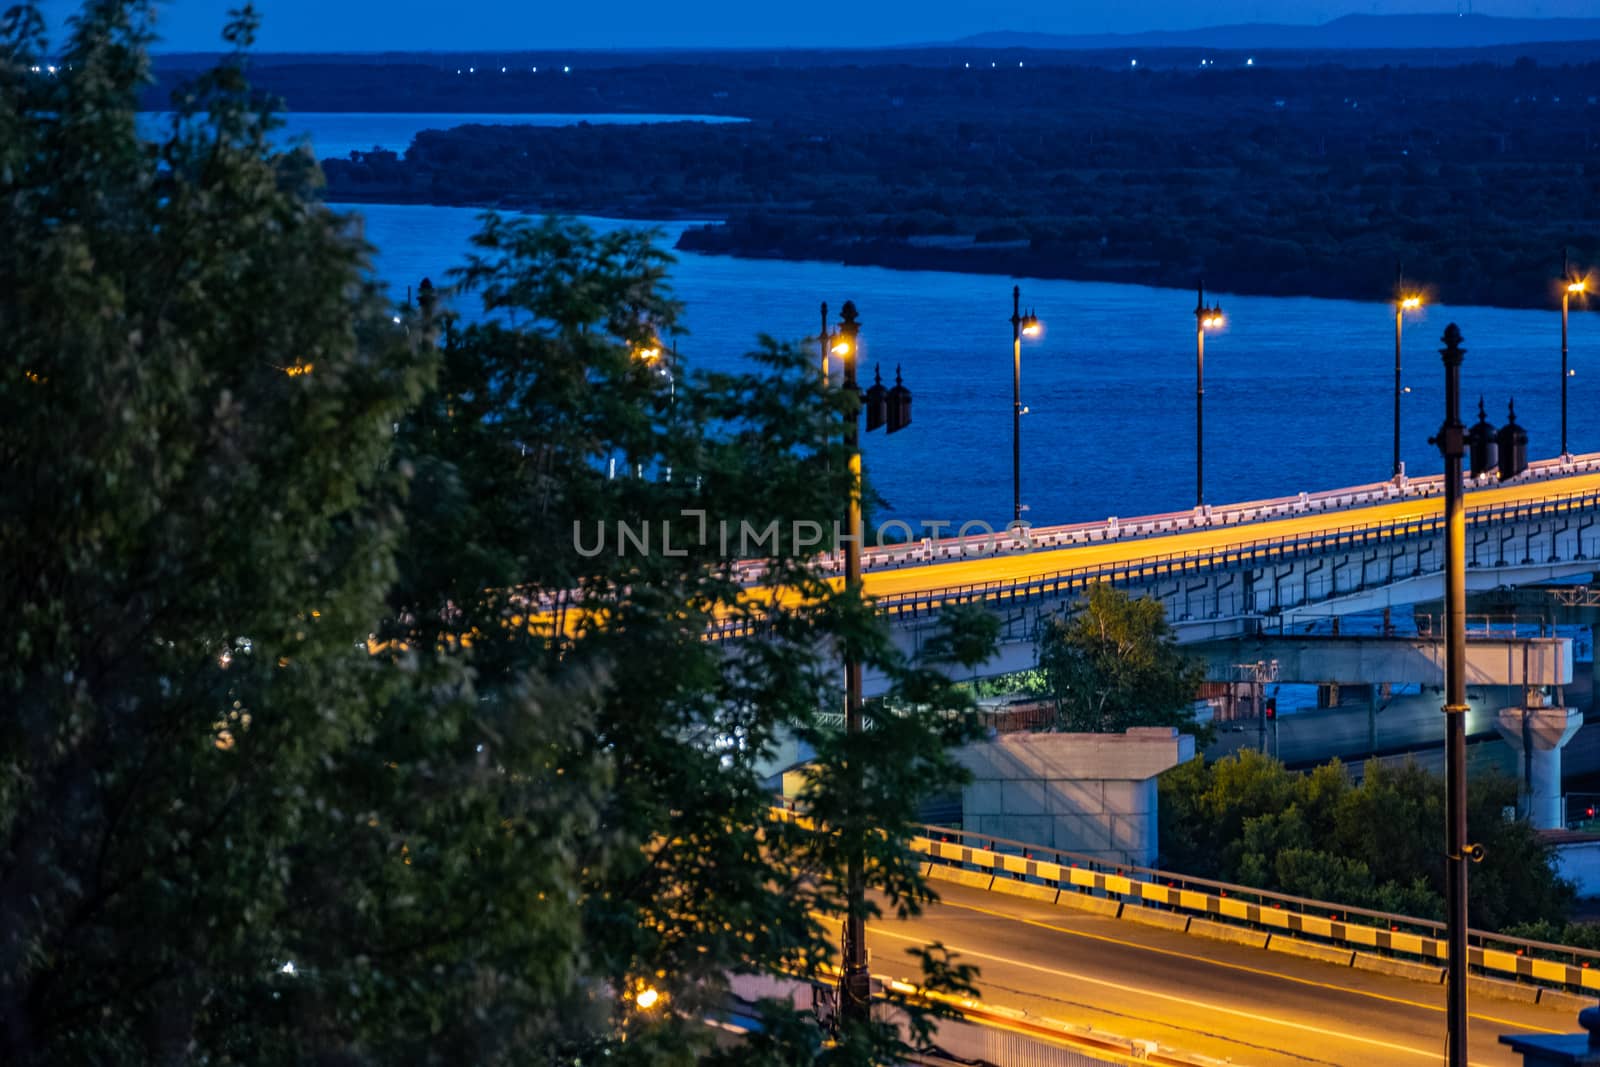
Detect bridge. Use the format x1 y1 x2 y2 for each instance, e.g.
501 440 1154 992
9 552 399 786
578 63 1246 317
831 453 1600 694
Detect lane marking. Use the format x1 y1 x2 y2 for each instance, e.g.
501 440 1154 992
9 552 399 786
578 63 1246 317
929 894 1567 1034
864 923 1503 1065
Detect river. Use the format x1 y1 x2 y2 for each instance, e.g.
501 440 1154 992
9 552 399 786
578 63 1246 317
210 112 1600 531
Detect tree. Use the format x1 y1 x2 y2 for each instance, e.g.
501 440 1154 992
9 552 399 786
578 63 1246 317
385 213 993 1063
1 6 995 1062
1034 583 1209 740
0 3 512 1061
1159 751 1574 930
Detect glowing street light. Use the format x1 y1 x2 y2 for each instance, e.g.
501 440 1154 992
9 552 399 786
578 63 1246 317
1010 285 1043 524
1563 249 1587 457
1394 265 1425 478
1194 280 1225 508
634 986 660 1010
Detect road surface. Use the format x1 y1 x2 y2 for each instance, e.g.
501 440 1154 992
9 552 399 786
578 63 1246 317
834 880 1578 1066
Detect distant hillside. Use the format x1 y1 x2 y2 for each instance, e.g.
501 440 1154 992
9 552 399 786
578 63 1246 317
957 14 1600 52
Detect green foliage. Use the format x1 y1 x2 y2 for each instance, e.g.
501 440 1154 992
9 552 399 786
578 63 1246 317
1 5 997 1063
1159 751 1574 930
1034 583 1210 741
392 209 993 1063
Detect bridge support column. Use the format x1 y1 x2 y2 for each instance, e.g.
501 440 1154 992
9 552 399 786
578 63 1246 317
954 727 1195 868
1495 703 1583 830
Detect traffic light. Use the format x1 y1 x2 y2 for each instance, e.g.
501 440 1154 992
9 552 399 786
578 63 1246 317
1467 398 1498 478
1464 396 1530 480
1264 697 1277 720
1497 400 1528 480
864 365 887 432
886 365 912 433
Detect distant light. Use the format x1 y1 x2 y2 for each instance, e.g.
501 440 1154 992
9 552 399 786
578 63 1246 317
563 65 571 73
392 315 401 324
831 339 852 356
1018 61 1024 68
990 62 996 68
1569 280 1587 294
500 66 506 73
1400 296 1422 311
635 987 660 1010
964 62 970 68
532 67 538 72
469 66 475 73
280 961 297 976
1403 386 1412 393
1130 58 1137 67
1246 57 1254 66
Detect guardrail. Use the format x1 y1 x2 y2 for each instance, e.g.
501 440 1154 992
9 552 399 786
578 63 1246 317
711 484 1600 638
863 484 1600 622
817 452 1600 576
767 805 1600 997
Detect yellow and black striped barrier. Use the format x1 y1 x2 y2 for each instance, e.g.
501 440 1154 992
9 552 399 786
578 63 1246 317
769 806 1600 998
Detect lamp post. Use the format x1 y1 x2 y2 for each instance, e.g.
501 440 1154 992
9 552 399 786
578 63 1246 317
1194 281 1225 508
821 301 832 382
1431 322 1471 1067
1009 286 1041 525
1562 250 1586 458
1394 265 1423 478
829 300 910 1028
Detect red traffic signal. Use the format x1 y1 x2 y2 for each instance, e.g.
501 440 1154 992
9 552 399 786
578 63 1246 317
1264 697 1277 720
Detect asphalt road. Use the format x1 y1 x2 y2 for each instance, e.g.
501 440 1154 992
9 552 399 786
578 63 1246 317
836 881 1580 1066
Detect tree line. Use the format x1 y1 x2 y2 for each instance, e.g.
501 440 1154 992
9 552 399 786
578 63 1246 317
1 5 997 1062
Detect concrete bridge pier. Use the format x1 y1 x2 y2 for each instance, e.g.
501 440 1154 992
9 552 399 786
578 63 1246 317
1495 701 1583 829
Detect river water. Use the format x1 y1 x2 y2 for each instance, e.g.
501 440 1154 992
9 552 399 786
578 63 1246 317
202 112 1600 530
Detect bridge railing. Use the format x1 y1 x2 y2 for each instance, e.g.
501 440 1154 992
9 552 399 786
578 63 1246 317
703 483 1600 638
862 483 1600 621
820 451 1600 575
769 802 1600 996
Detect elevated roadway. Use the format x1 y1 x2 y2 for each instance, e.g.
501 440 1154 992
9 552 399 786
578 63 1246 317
832 461 1600 694
834 881 1577 1066
856 467 1600 613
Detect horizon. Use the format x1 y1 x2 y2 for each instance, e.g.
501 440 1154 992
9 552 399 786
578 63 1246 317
34 0 1600 54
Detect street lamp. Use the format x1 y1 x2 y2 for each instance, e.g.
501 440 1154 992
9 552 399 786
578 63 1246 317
1562 249 1586 457
831 299 910 1028
1429 328 1530 1067
1194 281 1225 508
1009 285 1042 525
1393 265 1423 478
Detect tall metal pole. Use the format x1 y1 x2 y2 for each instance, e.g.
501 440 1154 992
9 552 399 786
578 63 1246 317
1433 322 1470 1067
1394 264 1404 478
1011 285 1024 525
1562 250 1571 457
836 301 870 1025
821 301 830 382
1195 281 1206 508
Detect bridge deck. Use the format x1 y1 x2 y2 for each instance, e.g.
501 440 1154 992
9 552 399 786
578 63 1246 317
854 469 1600 607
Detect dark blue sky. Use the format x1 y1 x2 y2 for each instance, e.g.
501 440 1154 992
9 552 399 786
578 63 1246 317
39 0 1593 51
